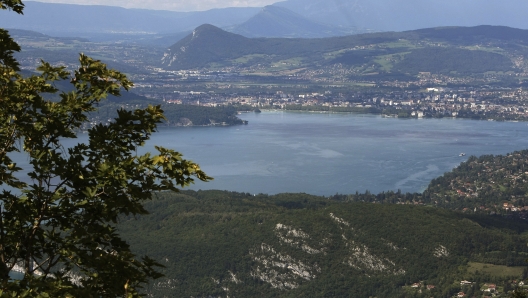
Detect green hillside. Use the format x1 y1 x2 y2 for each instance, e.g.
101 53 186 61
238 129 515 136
395 47 514 74
118 190 528 297
28 75 247 127
424 150 528 213
91 102 246 127
160 25 528 76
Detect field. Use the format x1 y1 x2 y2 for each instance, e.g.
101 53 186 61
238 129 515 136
467 262 525 278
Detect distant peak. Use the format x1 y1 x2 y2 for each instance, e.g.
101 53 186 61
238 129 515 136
260 5 300 15
188 24 233 40
194 24 222 32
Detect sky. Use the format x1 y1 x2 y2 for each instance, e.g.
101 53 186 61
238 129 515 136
28 0 279 11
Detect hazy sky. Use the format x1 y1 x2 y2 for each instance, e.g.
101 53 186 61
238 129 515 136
28 0 278 11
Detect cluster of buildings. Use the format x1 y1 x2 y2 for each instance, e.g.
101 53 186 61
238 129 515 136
142 84 528 121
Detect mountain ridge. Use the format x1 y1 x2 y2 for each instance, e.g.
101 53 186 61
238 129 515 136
274 0 528 31
0 1 260 37
161 24 528 73
231 5 356 38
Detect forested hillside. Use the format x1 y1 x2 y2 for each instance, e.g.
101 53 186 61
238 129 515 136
394 47 514 74
161 24 528 76
424 150 528 213
118 191 528 297
92 102 246 127
328 149 528 218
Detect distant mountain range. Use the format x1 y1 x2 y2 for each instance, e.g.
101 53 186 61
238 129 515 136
2 1 528 41
161 24 528 75
0 1 259 39
161 23 381 69
274 0 528 31
230 5 357 38
0 2 358 40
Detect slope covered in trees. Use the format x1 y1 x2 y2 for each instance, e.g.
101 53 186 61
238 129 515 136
424 150 528 212
161 24 527 76
93 102 246 127
395 47 514 74
118 190 528 297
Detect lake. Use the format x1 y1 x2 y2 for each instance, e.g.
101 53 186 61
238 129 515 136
145 112 528 196
10 111 528 196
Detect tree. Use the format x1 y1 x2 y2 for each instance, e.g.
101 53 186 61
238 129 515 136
0 1 211 296
511 287 528 298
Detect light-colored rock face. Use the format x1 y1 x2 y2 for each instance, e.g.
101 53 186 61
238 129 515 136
154 278 179 290
330 212 406 276
203 211 457 295
330 212 350 227
228 270 241 284
250 243 320 290
434 245 450 258
383 240 401 251
346 241 405 275
248 223 330 290
161 49 179 67
247 213 411 290
274 223 326 254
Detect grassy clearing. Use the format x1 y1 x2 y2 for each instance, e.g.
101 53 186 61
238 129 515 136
463 46 506 54
232 54 269 64
467 262 525 278
378 40 418 49
271 58 303 69
324 49 352 60
373 55 396 72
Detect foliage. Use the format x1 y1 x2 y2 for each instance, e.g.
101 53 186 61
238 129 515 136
415 26 528 46
424 150 528 212
162 24 524 76
91 103 246 127
162 24 406 70
0 1 210 296
333 148 528 216
467 262 525 278
0 0 22 13
160 104 246 126
395 47 513 74
118 190 528 297
511 288 528 298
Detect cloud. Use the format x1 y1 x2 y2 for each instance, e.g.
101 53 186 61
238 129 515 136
29 0 277 11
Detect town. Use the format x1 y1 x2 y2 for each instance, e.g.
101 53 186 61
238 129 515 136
12 30 528 122
130 67 528 121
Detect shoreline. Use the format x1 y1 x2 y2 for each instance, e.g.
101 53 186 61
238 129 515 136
254 108 528 122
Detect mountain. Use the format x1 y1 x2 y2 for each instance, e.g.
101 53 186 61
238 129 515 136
161 24 527 74
5 1 528 43
119 190 528 297
231 5 355 38
115 146 528 297
161 24 404 70
161 24 261 69
8 29 89 43
274 0 528 32
0 1 260 38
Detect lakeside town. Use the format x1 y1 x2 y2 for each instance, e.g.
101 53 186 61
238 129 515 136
132 68 528 121
12 31 528 122
138 80 528 121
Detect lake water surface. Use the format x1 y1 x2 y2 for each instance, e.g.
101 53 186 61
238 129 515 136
11 111 528 196
144 112 528 196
